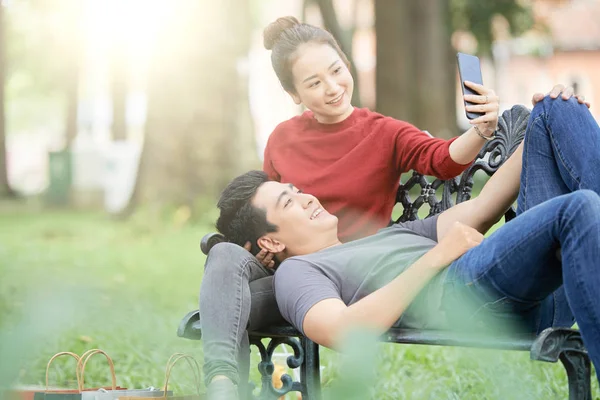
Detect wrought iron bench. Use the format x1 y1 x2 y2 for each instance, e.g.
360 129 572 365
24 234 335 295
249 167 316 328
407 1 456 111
178 105 592 400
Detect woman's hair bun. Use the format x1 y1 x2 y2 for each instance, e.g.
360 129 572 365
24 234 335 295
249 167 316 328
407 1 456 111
263 16 300 50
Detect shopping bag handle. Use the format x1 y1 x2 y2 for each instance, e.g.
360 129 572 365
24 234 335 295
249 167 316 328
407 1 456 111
76 349 117 391
163 353 202 398
165 353 201 390
45 352 82 392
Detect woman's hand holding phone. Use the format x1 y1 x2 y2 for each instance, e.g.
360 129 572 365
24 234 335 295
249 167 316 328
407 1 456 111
463 81 500 137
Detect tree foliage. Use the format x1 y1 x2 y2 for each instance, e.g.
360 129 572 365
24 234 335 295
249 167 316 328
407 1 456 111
450 0 535 56
126 0 259 213
375 0 535 138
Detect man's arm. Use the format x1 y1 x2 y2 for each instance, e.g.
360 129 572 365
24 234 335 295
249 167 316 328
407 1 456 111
303 222 483 348
436 141 523 241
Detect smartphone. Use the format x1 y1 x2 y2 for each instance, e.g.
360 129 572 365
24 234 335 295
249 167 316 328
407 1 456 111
457 52 484 120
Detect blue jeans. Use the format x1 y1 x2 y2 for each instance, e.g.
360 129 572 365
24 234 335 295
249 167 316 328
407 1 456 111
444 96 600 379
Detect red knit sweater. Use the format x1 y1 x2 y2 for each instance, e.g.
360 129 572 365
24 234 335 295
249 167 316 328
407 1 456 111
263 108 470 242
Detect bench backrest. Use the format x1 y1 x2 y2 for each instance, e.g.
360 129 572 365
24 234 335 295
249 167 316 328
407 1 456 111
396 105 530 224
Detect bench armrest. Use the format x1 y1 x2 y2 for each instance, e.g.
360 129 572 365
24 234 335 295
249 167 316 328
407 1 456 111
177 310 202 340
200 233 226 255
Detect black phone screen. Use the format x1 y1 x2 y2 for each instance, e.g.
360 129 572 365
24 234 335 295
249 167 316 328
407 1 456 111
457 52 484 120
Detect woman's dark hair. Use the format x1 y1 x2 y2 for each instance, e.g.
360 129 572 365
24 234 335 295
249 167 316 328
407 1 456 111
263 16 349 94
216 170 278 255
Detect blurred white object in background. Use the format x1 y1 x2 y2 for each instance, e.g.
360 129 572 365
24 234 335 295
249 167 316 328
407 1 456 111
102 140 141 214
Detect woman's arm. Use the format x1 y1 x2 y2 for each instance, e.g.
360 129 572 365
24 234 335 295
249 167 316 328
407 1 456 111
448 82 500 165
448 125 494 164
450 83 591 165
439 84 587 239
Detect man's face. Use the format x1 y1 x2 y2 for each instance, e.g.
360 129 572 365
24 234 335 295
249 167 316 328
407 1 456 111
252 181 339 257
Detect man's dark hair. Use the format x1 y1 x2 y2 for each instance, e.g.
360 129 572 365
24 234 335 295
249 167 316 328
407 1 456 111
216 170 278 255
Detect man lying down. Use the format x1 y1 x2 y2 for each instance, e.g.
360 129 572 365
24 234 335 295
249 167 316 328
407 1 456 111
213 130 600 381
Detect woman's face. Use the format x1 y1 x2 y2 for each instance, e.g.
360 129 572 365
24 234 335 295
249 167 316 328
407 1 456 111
289 43 354 124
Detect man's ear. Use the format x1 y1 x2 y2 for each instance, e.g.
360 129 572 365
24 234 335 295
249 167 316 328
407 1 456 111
257 236 285 254
286 90 301 105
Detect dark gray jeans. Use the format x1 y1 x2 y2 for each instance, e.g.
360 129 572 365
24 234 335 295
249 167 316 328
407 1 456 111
199 242 284 386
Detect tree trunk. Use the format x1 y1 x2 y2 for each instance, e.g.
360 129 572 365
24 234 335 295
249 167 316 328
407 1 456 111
110 41 128 141
375 0 414 121
0 4 14 197
315 0 361 107
128 0 258 213
375 0 456 138
64 2 81 148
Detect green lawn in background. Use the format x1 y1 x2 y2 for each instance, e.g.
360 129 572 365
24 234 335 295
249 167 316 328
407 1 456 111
0 202 597 399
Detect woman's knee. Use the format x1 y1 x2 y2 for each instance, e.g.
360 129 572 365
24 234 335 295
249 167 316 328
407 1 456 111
531 96 583 130
562 190 600 220
205 242 257 274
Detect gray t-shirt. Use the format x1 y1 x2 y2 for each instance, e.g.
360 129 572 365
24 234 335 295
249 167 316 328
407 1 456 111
273 216 449 335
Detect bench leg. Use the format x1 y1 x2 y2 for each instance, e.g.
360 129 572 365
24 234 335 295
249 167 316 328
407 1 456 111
531 328 592 400
559 350 592 400
250 336 307 399
300 337 322 400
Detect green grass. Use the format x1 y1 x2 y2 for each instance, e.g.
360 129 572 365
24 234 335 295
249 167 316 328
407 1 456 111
0 202 598 399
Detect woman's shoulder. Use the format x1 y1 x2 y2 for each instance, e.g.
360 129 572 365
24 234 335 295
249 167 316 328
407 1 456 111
269 110 314 141
355 108 418 133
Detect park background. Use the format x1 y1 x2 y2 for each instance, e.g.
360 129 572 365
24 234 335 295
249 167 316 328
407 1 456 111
1 0 600 398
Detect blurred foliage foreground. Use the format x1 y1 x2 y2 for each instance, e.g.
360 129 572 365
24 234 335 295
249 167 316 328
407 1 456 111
0 202 598 399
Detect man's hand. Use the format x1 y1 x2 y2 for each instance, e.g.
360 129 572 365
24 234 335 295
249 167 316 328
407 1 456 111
244 242 275 269
434 221 484 267
531 84 591 108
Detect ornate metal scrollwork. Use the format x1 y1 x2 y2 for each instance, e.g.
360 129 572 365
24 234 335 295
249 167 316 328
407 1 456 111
248 336 305 399
395 105 531 224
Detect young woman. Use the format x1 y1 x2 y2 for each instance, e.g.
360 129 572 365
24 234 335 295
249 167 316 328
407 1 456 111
199 16 586 399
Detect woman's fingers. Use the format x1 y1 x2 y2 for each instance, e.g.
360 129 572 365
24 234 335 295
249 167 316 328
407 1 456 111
469 112 498 126
243 241 275 268
466 102 498 113
560 86 574 99
463 84 499 129
548 84 565 98
255 249 267 259
464 81 489 94
574 95 591 108
531 92 546 106
255 250 275 268
263 252 274 263
463 93 499 104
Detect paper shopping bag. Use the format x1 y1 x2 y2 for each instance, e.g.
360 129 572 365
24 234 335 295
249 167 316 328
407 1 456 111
77 349 169 400
33 350 130 400
119 353 204 400
32 351 84 400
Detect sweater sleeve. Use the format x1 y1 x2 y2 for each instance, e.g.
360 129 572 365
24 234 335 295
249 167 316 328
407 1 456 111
262 135 281 181
390 120 471 180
